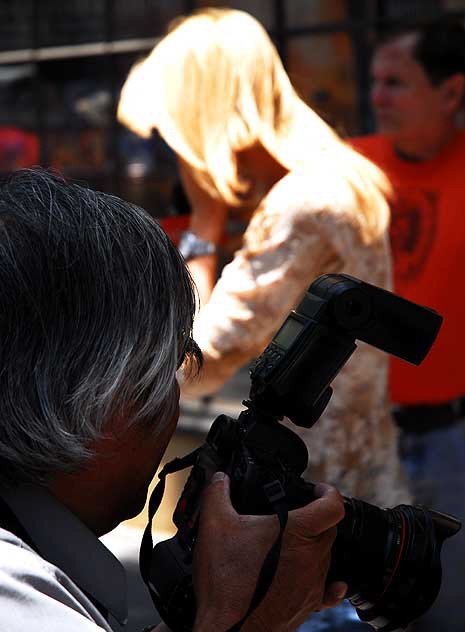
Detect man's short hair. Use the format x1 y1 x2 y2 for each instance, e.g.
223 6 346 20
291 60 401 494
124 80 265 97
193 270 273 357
0 168 200 485
378 19 465 85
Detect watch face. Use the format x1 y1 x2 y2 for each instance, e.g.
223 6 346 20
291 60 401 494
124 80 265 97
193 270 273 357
178 231 216 260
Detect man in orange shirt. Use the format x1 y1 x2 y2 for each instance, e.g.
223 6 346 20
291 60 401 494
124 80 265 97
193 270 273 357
352 20 465 632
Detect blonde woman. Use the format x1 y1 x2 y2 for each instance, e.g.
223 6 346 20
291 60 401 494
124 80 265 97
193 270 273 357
119 10 409 630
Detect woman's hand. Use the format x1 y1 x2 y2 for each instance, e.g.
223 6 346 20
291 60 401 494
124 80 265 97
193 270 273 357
178 161 228 306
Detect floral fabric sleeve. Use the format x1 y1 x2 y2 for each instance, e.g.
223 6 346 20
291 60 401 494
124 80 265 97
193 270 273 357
181 171 347 396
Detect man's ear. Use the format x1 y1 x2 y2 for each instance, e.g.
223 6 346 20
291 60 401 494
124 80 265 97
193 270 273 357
440 73 465 114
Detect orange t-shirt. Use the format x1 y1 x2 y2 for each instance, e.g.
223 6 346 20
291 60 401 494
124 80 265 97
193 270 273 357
351 132 465 405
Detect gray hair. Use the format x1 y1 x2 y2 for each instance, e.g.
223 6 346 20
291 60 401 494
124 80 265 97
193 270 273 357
0 168 201 485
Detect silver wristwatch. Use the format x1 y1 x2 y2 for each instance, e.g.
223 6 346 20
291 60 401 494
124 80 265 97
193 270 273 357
178 230 217 261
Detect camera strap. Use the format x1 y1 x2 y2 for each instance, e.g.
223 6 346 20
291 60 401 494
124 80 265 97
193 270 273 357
139 447 202 585
226 479 289 632
140 452 289 632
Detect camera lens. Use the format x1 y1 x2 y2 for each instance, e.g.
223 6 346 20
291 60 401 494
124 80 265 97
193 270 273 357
329 498 461 631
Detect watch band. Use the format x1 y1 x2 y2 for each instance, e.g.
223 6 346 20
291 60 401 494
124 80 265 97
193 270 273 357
178 230 217 261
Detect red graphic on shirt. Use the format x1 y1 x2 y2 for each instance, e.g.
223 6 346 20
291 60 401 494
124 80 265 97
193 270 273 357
389 190 438 282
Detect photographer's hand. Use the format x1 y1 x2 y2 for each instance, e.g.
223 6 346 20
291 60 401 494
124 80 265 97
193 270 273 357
192 473 346 632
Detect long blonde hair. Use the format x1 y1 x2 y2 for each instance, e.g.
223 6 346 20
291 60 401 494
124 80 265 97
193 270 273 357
118 8 390 242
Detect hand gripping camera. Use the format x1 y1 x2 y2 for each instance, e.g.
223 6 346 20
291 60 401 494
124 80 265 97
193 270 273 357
139 274 461 632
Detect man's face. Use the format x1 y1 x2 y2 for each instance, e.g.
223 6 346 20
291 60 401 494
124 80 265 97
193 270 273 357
370 33 448 148
49 380 182 536
115 382 181 525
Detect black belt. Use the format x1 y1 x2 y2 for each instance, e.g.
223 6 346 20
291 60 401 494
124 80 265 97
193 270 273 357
392 395 465 434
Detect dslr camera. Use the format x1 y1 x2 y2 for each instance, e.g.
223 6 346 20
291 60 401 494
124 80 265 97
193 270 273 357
140 274 461 632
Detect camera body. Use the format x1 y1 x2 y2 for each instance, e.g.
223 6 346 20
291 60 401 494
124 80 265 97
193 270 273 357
140 274 460 632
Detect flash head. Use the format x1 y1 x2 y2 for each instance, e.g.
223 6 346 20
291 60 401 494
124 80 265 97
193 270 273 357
248 274 442 427
308 274 442 365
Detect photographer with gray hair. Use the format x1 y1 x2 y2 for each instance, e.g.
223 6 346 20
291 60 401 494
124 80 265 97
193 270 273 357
0 168 345 632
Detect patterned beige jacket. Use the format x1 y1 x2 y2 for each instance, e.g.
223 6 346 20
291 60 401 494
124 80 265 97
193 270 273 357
182 167 410 507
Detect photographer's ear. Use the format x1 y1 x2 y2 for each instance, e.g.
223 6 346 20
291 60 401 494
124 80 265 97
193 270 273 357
439 73 465 114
